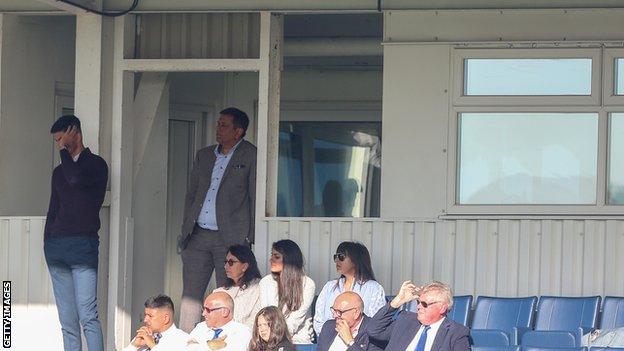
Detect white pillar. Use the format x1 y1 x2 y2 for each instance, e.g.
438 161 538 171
74 14 103 153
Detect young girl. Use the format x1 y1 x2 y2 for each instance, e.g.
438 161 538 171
249 306 296 351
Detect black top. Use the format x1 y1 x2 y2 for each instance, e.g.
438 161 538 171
44 148 108 238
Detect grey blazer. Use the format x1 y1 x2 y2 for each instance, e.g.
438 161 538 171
180 140 256 249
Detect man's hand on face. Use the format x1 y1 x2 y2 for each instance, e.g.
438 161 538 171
136 326 157 349
58 125 79 152
131 326 149 348
336 319 354 345
391 280 421 308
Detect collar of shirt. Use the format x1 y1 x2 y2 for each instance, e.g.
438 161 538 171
159 323 178 338
423 316 445 335
351 318 363 337
215 139 243 157
338 276 365 292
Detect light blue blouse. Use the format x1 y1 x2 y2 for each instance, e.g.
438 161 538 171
313 277 386 334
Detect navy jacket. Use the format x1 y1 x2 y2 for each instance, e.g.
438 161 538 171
317 315 386 351
367 303 470 351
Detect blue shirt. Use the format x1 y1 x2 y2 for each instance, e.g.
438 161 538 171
313 277 386 335
197 140 242 230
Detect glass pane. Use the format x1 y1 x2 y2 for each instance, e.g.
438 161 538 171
458 113 598 204
464 58 592 95
609 113 624 204
277 122 381 217
616 59 624 95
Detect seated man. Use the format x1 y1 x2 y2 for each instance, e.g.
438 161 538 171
187 291 252 351
367 281 470 351
317 291 386 351
124 294 191 351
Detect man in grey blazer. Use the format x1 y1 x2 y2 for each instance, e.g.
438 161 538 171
367 281 470 351
178 107 257 332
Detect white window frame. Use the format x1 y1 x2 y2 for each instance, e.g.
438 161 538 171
603 48 624 105
447 46 624 215
452 48 602 107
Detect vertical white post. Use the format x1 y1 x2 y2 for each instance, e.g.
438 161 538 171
74 14 102 153
256 12 282 272
108 15 135 351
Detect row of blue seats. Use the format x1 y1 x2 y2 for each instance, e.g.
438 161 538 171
297 345 624 351
405 295 624 348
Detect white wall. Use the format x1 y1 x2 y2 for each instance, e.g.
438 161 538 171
0 15 75 216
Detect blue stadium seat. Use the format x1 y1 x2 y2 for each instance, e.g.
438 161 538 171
521 296 601 348
410 295 473 326
589 348 624 351
472 346 520 351
522 347 587 351
600 296 624 330
297 344 317 351
470 296 537 346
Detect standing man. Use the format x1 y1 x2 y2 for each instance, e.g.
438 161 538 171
367 281 470 351
179 107 257 332
45 115 108 351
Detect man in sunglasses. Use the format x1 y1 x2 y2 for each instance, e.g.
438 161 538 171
187 292 252 351
317 292 386 351
367 281 470 351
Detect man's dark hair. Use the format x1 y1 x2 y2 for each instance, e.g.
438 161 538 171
144 294 175 314
50 115 82 134
220 107 249 137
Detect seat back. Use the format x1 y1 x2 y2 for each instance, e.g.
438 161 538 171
600 296 624 330
296 344 317 351
534 296 601 331
448 295 473 326
472 296 537 330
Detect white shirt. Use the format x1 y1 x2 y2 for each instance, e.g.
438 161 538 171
187 319 252 351
328 319 363 351
405 317 446 351
213 280 262 328
123 324 191 351
259 274 316 344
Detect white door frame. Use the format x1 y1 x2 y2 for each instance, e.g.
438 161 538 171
108 13 282 349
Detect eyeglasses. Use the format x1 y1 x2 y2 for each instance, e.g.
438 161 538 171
333 253 346 261
224 259 240 267
417 300 442 308
330 307 357 317
203 306 227 314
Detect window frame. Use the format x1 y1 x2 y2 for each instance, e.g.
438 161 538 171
446 47 624 215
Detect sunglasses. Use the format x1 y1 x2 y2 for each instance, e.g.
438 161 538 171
333 253 346 261
203 306 227 314
223 259 240 267
330 307 357 317
417 300 442 308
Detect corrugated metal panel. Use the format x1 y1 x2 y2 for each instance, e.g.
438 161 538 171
135 13 260 59
259 218 624 298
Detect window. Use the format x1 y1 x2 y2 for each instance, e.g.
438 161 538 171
609 113 624 205
277 121 381 217
464 58 592 96
458 113 598 205
449 47 623 214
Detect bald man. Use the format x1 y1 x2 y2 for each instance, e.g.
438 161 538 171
317 292 387 351
187 292 251 351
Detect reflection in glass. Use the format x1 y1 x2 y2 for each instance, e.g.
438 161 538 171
616 59 624 95
464 58 592 96
609 113 624 204
458 113 598 204
277 122 381 217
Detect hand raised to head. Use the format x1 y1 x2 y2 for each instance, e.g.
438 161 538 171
390 280 421 308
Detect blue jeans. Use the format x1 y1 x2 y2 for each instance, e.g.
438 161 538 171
45 237 103 351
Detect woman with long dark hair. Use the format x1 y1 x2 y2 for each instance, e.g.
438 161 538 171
213 244 263 328
259 239 315 344
312 241 385 334
248 306 296 351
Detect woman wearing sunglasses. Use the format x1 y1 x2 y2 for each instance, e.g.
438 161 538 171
213 244 263 328
313 241 386 335
248 306 296 351
259 239 316 344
